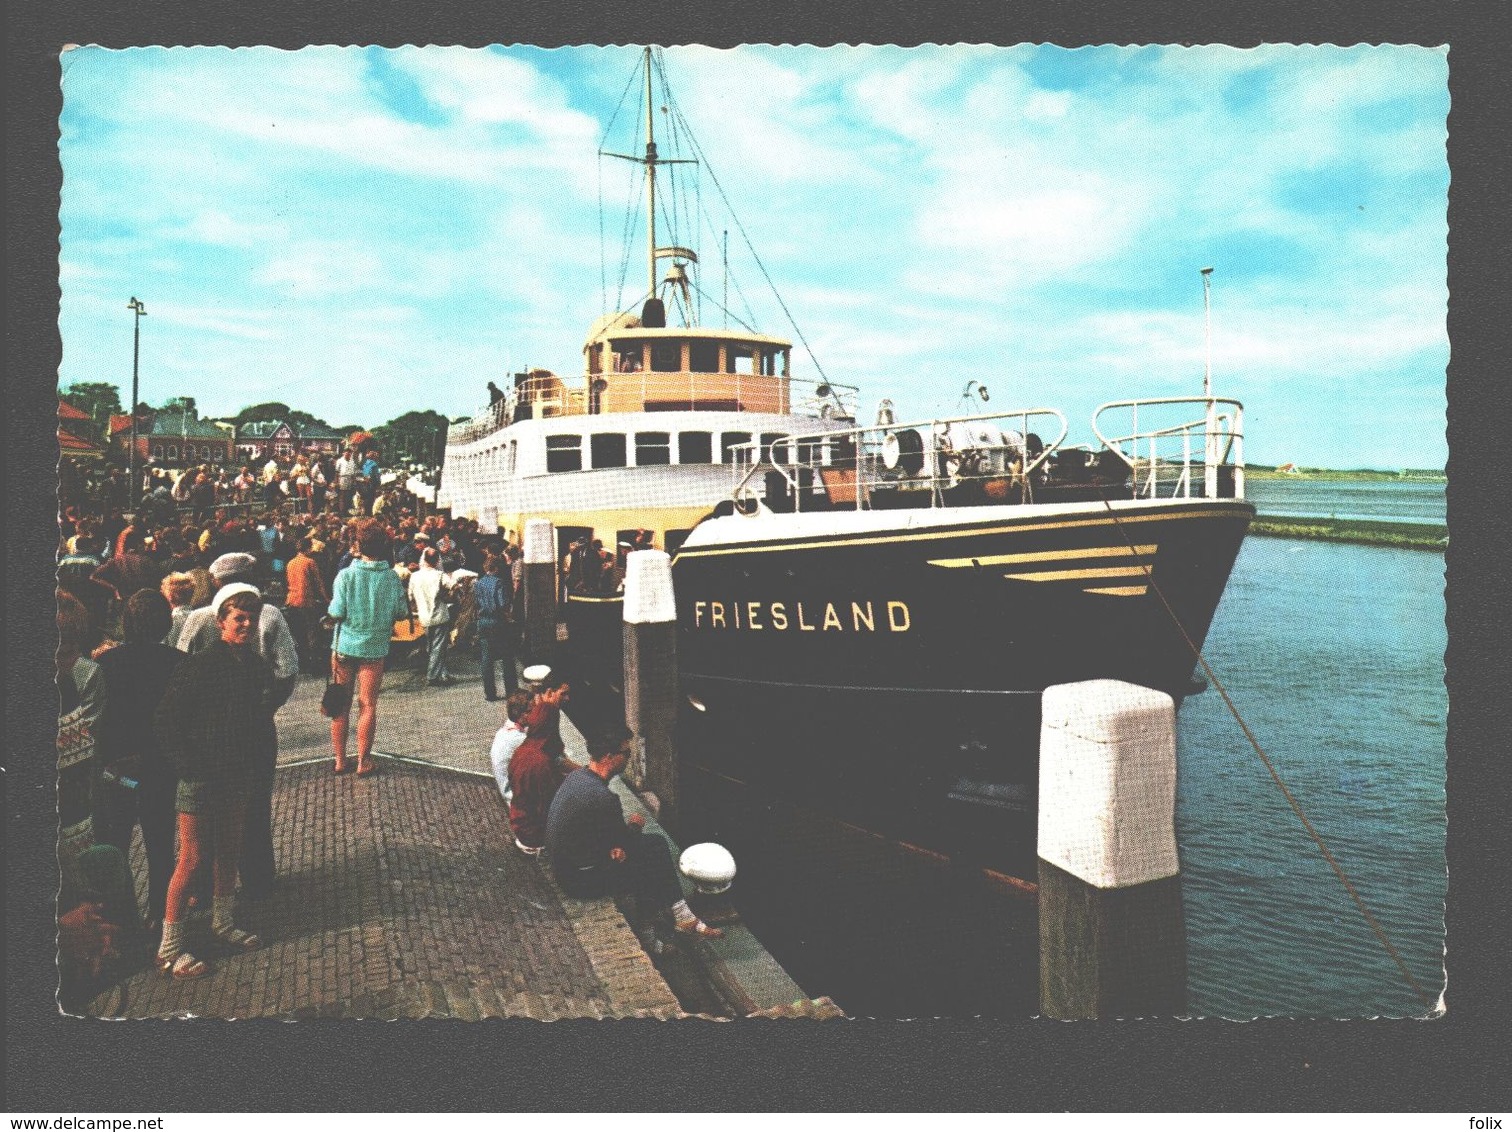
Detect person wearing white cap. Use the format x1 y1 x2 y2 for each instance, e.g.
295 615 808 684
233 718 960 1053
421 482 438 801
174 552 299 900
152 588 271 978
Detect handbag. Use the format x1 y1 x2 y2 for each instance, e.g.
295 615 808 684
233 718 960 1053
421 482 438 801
320 625 353 718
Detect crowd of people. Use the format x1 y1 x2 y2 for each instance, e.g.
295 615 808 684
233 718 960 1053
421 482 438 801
54 447 533 1001
61 444 397 531
55 448 704 1008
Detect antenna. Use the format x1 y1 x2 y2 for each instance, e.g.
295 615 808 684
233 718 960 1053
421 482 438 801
1201 266 1214 399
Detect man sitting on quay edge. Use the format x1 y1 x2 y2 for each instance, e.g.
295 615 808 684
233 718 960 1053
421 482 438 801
544 723 723 952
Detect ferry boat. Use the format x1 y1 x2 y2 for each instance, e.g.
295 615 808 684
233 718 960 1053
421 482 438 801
439 48 1254 866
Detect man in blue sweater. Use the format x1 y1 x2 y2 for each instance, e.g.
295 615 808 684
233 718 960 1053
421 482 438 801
473 554 518 702
545 724 722 950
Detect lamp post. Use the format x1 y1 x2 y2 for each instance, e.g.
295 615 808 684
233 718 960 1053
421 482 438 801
127 297 147 505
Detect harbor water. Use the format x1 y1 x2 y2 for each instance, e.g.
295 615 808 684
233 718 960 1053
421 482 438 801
1178 532 1447 1017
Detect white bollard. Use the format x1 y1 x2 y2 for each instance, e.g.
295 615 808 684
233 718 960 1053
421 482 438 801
1037 679 1186 1019
522 519 557 665
623 550 678 822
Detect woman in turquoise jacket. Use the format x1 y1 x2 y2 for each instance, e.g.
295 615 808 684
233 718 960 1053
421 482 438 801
327 520 409 776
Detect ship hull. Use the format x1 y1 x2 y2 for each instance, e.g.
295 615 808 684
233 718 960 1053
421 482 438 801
667 497 1253 871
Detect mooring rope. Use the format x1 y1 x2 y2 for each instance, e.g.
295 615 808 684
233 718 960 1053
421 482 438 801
1096 489 1436 1011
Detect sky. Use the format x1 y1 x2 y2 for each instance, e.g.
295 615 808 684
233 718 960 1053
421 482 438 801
57 44 1449 470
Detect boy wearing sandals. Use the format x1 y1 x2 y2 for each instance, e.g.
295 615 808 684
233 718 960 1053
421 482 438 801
152 588 272 978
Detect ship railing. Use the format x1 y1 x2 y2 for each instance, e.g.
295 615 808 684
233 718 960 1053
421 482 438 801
728 408 1068 513
1092 397 1245 501
446 373 861 450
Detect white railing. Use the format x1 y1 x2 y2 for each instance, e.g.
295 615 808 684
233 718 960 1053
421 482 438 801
446 373 861 450
728 408 1069 513
1092 397 1245 501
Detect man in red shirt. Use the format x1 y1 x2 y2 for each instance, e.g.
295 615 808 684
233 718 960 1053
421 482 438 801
283 536 329 675
506 685 576 855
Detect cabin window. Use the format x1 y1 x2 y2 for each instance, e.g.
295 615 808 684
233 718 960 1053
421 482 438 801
727 345 755 374
678 431 713 464
760 432 786 463
651 342 682 372
636 431 671 466
546 434 583 473
611 341 643 372
762 350 776 376
591 433 627 469
689 341 720 373
720 431 753 464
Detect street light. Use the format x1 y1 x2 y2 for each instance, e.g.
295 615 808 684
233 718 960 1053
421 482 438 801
127 296 147 505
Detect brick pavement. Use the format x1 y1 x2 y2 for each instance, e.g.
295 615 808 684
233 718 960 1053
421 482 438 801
85 666 683 1020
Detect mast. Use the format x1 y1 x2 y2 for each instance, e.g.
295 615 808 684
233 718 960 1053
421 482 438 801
644 47 657 302
602 48 696 326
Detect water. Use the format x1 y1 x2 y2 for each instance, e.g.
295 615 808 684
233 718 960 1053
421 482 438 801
1177 533 1447 1017
1245 476 1445 525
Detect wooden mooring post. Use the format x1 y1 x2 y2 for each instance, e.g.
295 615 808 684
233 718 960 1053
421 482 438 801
1037 679 1187 1019
521 518 558 667
621 549 679 826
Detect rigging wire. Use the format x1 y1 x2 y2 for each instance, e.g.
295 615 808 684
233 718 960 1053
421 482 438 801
664 99 834 389
1095 487 1436 1012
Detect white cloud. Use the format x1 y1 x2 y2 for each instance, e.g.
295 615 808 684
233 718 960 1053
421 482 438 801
55 44 1448 468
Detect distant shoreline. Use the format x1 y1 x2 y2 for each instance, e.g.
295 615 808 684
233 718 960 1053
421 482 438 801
1246 467 1446 483
1251 516 1447 550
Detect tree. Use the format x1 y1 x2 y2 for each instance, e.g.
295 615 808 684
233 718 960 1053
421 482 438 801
61 382 122 424
158 395 197 416
233 401 293 427
373 410 449 468
286 409 336 433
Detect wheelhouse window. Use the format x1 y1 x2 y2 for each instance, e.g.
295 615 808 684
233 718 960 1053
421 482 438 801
727 345 755 374
636 431 671 466
591 433 627 469
689 341 720 373
546 434 583 473
678 431 713 464
611 340 643 373
651 342 682 373
720 431 753 464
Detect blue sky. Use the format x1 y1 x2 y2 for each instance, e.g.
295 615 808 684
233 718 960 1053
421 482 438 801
58 44 1448 469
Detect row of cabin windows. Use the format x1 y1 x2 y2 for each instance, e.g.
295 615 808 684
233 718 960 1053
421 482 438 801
544 431 805 473
591 339 789 377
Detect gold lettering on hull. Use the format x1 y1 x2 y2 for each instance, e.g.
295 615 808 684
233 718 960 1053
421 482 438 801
688 598 912 633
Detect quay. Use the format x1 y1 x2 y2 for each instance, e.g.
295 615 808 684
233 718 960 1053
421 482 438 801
84 655 842 1021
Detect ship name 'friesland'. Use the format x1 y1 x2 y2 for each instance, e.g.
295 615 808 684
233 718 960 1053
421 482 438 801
690 599 911 633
